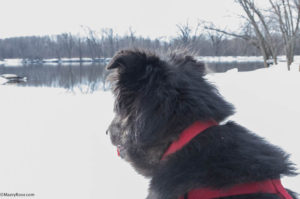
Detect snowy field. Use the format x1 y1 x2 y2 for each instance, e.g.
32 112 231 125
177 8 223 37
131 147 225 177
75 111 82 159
0 62 299 199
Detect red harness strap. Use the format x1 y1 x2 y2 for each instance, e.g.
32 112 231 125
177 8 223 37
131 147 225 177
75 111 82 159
161 121 293 199
161 120 217 160
179 179 293 199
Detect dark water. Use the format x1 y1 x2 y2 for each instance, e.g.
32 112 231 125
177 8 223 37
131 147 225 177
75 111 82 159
0 63 109 93
0 62 264 92
206 62 264 73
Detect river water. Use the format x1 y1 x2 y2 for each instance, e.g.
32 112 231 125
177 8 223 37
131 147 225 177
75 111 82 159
0 61 264 92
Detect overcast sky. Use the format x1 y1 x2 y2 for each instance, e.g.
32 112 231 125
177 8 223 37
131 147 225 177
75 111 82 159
1 0 250 39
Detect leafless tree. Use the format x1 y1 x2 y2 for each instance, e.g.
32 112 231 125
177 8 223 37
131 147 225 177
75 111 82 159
85 28 102 59
128 27 136 46
49 35 63 60
102 28 115 57
205 0 279 67
205 27 225 56
173 21 205 54
269 0 300 70
205 23 261 54
176 22 192 45
76 36 83 61
238 0 279 66
59 33 75 59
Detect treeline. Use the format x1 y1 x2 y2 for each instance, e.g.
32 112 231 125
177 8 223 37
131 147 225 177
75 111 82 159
0 28 270 60
1 27 300 60
0 31 168 60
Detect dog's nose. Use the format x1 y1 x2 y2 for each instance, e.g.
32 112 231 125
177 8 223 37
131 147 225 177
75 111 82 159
117 145 125 159
106 129 109 135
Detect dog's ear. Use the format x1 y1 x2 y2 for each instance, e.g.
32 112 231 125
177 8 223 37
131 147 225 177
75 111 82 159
106 50 147 70
190 59 206 74
174 54 206 75
185 55 205 73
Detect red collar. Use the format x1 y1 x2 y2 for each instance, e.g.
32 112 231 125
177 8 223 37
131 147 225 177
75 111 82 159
161 120 217 160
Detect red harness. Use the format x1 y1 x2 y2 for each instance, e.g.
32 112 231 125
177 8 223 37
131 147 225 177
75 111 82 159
161 121 293 199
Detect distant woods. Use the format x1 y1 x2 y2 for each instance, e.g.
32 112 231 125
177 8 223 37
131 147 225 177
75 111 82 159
0 28 296 59
0 28 263 61
1 0 300 71
1 26 300 61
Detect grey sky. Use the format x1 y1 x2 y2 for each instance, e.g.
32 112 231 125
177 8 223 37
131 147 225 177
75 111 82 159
1 0 247 39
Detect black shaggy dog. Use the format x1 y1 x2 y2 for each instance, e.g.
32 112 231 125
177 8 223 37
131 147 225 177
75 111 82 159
106 49 298 199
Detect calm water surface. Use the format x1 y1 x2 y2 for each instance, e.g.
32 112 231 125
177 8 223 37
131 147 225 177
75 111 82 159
0 62 264 92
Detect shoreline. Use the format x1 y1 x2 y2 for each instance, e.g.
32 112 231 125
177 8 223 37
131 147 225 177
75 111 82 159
0 55 298 67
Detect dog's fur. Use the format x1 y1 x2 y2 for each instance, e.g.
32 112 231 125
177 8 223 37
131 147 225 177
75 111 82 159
106 49 298 199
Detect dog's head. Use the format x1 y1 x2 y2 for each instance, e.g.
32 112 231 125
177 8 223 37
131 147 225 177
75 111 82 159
106 49 233 177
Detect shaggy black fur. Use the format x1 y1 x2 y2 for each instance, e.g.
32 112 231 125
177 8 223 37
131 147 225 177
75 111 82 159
106 49 298 199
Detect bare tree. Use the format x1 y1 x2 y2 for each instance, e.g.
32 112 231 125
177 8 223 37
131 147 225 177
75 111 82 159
173 21 204 53
237 0 280 66
205 0 278 67
176 22 192 45
102 28 115 57
205 27 225 56
59 33 75 59
269 0 300 70
76 37 83 62
85 28 102 59
128 27 136 46
50 35 63 60
205 23 261 55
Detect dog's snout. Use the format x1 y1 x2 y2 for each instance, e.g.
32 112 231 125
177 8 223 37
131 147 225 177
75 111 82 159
117 145 126 159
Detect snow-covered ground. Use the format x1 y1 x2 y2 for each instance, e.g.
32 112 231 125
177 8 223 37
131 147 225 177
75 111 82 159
0 58 110 66
198 55 266 63
198 55 300 63
1 55 300 66
0 62 299 199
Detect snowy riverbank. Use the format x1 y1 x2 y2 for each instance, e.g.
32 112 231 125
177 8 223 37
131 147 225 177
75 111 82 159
0 57 111 66
1 55 300 66
0 63 299 199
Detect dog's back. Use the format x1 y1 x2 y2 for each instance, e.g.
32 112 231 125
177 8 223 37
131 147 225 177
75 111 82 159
106 49 298 199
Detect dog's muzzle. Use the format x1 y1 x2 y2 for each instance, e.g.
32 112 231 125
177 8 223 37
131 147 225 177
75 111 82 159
117 145 125 159
106 128 125 159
